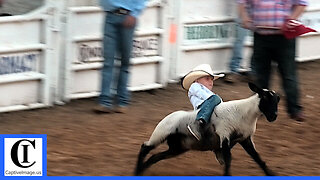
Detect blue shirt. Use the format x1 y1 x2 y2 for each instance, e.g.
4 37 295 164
100 0 146 17
188 82 219 110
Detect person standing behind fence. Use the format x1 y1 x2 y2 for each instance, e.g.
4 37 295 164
238 0 307 121
224 19 253 83
94 0 146 114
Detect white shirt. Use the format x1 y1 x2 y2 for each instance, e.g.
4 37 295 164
188 82 215 110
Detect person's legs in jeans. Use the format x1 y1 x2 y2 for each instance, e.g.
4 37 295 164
99 14 120 108
116 16 136 107
225 23 248 83
273 36 302 117
229 23 247 73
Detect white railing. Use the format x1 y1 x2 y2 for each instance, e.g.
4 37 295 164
0 0 318 112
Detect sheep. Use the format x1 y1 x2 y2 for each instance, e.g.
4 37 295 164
135 82 280 176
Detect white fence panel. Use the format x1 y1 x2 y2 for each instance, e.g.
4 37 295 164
61 0 168 101
0 11 54 112
297 7 320 62
170 0 243 79
170 0 320 80
0 0 319 113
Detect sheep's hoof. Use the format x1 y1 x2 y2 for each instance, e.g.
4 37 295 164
134 166 144 176
134 169 142 176
266 169 276 176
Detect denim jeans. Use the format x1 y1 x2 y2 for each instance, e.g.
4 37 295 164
196 95 222 123
99 13 135 107
229 22 248 73
252 33 302 115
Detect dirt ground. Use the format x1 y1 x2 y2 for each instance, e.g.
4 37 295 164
0 60 319 176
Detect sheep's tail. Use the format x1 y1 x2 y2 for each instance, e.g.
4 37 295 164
144 110 188 147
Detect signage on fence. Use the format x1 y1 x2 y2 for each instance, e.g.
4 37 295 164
132 36 159 58
0 52 39 75
78 43 103 63
184 23 235 43
76 36 159 62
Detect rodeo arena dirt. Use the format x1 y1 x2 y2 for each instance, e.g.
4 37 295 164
1 0 320 177
0 61 319 176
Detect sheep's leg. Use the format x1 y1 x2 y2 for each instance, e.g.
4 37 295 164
222 139 232 176
214 149 225 165
142 148 187 172
239 137 275 176
135 144 155 176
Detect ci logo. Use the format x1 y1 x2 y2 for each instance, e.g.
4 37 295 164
4 136 44 177
10 139 36 168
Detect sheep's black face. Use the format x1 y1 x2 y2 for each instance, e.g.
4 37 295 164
248 82 280 122
259 90 280 122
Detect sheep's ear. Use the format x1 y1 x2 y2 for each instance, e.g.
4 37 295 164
248 82 262 93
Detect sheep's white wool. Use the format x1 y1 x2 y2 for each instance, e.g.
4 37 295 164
212 94 261 147
145 110 197 146
144 94 262 148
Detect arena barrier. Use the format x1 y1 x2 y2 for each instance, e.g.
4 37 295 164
0 0 319 112
60 0 168 101
0 5 57 112
297 1 320 62
168 0 320 79
166 0 253 79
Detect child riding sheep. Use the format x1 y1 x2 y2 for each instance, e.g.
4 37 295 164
182 64 224 141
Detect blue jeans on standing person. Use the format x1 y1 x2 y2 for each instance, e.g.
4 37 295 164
229 22 248 73
196 94 222 123
99 13 135 108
